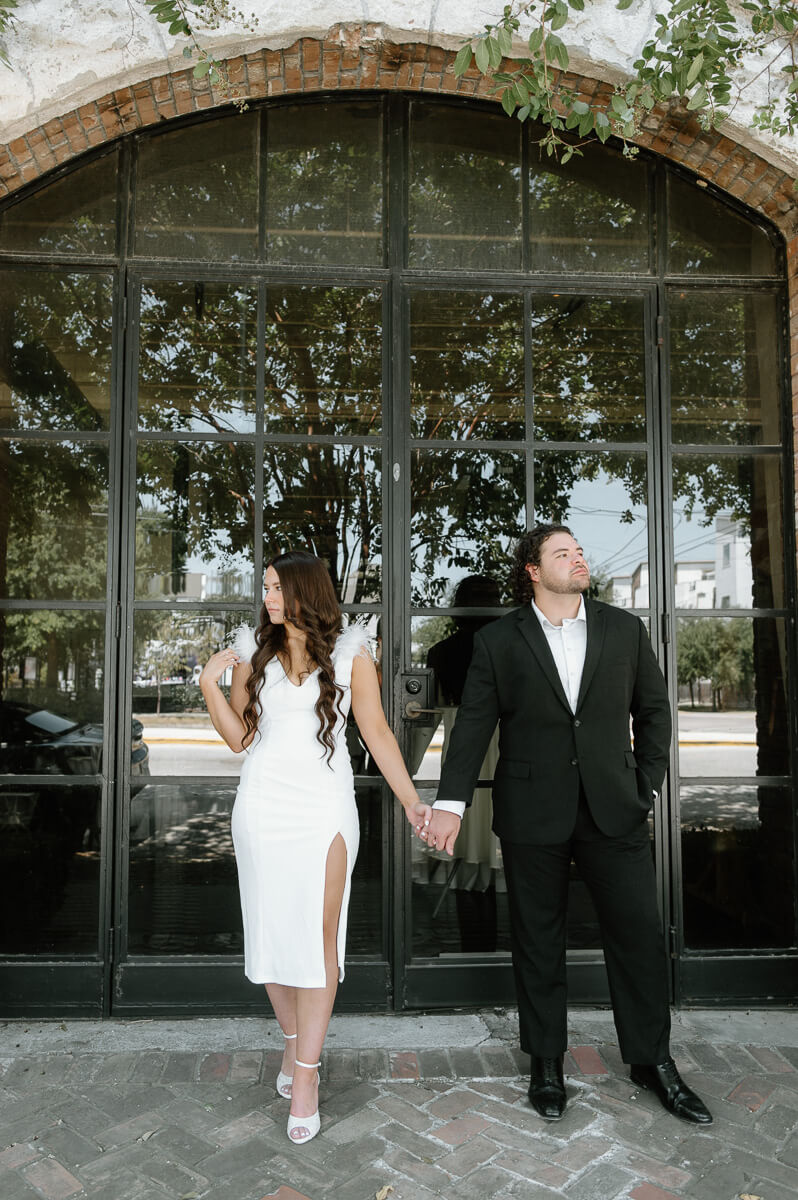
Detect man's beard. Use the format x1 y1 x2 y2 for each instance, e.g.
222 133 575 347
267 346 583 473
539 572 590 595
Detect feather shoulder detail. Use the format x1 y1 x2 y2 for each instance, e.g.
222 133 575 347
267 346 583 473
229 623 258 663
332 622 373 664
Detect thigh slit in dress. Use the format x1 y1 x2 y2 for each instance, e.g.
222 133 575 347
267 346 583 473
230 624 370 988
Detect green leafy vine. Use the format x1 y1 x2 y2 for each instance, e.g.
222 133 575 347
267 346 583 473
144 0 258 108
0 0 18 69
454 0 798 161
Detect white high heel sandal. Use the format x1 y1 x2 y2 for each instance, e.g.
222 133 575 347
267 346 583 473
276 1031 297 1099
286 1059 321 1144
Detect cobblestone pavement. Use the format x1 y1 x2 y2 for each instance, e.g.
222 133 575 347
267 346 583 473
1 1012 797 1200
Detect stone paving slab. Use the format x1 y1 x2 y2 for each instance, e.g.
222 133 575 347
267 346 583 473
1 1015 797 1199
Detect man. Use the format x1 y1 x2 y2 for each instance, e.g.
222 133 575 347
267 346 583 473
426 524 712 1125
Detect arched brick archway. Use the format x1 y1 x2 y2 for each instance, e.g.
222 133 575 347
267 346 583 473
2 25 797 521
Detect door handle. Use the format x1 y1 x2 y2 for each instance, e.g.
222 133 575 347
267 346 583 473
403 701 447 720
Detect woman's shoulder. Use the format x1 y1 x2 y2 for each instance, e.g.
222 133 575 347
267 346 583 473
230 623 258 661
332 623 373 663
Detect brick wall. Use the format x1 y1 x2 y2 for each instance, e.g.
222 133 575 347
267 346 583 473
1 25 796 531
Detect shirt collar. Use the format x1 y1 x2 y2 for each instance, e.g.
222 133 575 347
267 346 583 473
531 593 586 631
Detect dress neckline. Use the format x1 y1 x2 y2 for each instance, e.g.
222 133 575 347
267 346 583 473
277 659 320 689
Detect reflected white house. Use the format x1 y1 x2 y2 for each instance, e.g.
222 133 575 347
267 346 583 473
610 514 753 610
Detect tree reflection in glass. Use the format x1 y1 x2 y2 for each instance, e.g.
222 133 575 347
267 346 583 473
138 282 257 433
0 439 108 600
135 114 259 260
409 102 522 270
410 450 525 606
410 292 524 440
135 441 255 600
531 296 647 441
669 292 781 446
266 102 383 266
264 287 382 436
534 452 649 607
263 444 381 604
529 139 650 273
0 149 119 257
0 610 106 733
667 173 777 277
0 271 113 430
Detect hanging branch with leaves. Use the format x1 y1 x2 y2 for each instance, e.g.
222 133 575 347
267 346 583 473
144 0 258 107
454 0 798 161
0 0 17 69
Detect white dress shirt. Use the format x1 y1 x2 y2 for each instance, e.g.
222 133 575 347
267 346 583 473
531 594 587 712
434 597 587 820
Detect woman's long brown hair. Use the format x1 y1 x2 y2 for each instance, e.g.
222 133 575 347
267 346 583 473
241 550 344 764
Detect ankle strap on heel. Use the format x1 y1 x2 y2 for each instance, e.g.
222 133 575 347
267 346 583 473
294 1058 321 1069
279 1030 297 1040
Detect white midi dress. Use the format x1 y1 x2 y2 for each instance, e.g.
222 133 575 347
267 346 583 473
230 623 369 988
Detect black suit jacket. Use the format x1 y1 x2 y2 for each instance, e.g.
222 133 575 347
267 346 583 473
435 598 672 844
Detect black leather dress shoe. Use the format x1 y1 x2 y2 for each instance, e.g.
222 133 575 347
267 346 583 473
528 1056 567 1121
630 1058 713 1124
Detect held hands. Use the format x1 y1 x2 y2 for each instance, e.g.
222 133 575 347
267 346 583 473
419 808 461 857
198 648 242 690
402 798 434 835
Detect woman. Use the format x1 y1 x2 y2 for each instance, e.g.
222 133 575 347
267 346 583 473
199 550 431 1146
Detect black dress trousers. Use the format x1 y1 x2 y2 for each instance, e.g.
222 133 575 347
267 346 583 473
501 790 671 1065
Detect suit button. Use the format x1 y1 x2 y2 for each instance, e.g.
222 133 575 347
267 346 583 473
570 758 578 766
574 719 581 727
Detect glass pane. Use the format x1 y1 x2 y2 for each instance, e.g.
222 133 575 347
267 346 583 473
265 287 382 435
672 455 783 609
128 781 240 953
410 292 524 440
134 113 259 260
136 441 255 600
408 103 521 270
0 611 105 772
137 281 257 433
534 452 649 608
532 296 646 441
0 440 108 600
530 139 650 273
408 609 509 956
681 784 794 948
667 173 778 276
0 150 118 256
407 610 606 955
410 450 525 606
263 443 381 604
128 779 382 955
348 783 383 957
676 616 790 777
132 609 248 774
0 271 113 430
266 102 383 266
669 292 782 446
0 783 100 954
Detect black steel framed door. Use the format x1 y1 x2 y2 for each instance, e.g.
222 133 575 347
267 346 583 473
110 267 394 1013
391 281 673 1010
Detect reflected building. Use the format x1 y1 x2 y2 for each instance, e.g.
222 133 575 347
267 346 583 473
611 517 754 611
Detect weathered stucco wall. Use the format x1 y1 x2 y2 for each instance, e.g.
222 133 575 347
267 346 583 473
2 0 798 175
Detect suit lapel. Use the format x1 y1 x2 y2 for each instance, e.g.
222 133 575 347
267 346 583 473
515 606 572 714
576 599 605 711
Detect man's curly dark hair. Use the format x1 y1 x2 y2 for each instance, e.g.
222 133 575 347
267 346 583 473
512 523 574 604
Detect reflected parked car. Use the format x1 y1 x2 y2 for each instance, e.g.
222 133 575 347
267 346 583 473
0 701 149 783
